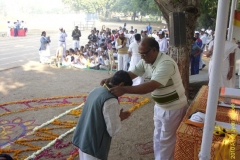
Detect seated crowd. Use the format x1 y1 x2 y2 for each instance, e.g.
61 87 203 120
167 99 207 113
59 40 118 70
56 24 169 72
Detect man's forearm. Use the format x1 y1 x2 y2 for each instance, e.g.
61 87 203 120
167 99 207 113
123 81 158 94
229 52 235 67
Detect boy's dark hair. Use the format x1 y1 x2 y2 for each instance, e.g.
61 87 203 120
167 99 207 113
112 48 116 51
69 48 74 53
0 154 13 160
93 52 98 56
110 70 133 86
102 46 107 50
41 31 46 36
134 34 141 42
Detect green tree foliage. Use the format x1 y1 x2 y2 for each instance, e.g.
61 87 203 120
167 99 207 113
197 0 240 30
110 0 160 15
197 0 217 29
62 0 161 17
62 0 115 14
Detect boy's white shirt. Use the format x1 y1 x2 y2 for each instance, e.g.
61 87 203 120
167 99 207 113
113 52 118 57
103 98 122 137
103 59 109 66
79 98 121 160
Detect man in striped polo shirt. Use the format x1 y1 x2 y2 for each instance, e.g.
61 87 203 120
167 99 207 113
101 37 188 160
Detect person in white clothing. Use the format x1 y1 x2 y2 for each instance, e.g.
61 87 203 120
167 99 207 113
151 30 158 40
158 31 168 54
72 70 132 160
74 54 87 69
124 30 135 45
58 27 67 56
209 40 238 88
39 31 51 63
72 25 81 49
100 54 110 70
199 28 207 69
115 30 129 71
141 29 147 39
62 50 72 67
206 27 212 35
6 21 11 37
128 34 145 86
204 34 215 58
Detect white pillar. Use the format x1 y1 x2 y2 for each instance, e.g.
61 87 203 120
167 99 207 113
239 63 240 88
198 0 230 160
228 0 238 41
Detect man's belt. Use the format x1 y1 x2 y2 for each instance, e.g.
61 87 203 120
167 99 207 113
59 40 65 42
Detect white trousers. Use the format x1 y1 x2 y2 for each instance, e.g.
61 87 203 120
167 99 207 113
153 104 188 160
58 42 66 56
117 53 128 71
39 46 50 63
7 29 11 37
100 65 109 70
199 52 205 69
73 64 86 69
209 59 236 88
73 40 80 49
79 149 100 160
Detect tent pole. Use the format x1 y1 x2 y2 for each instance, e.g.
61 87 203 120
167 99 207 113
198 0 230 159
228 0 238 41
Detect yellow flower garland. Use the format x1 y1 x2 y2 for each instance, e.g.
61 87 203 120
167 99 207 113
0 95 150 160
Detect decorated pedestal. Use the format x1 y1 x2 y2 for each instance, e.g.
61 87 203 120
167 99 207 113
174 86 240 160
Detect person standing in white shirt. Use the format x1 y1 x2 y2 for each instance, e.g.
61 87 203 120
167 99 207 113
125 30 135 45
158 31 168 54
58 27 68 56
100 54 110 70
128 34 145 85
206 27 212 35
199 28 207 70
6 21 11 37
39 31 51 63
151 30 158 40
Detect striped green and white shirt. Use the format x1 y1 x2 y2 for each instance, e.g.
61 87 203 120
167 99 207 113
130 52 187 110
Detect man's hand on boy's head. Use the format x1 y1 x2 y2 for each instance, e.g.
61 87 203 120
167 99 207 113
119 109 131 121
110 86 126 97
100 78 111 86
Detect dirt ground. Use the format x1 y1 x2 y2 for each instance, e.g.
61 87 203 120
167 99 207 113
0 62 157 159
0 60 211 160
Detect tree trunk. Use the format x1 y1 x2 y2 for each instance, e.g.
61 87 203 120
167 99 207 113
154 0 201 98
